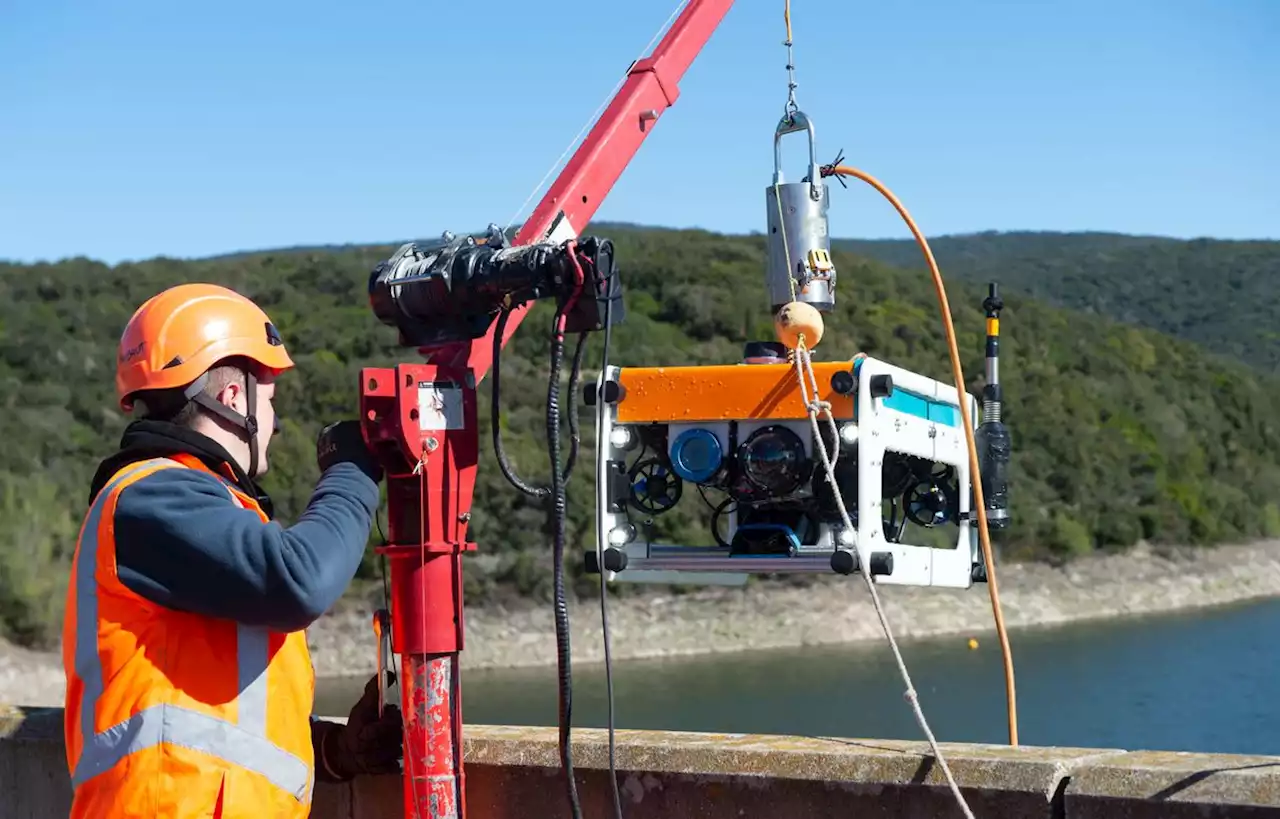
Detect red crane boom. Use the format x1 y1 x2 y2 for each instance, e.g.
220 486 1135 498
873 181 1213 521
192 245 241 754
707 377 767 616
434 0 736 378
358 3 736 817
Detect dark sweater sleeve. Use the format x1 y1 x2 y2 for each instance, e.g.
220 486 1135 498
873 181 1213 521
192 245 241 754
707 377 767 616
310 717 347 783
113 462 380 633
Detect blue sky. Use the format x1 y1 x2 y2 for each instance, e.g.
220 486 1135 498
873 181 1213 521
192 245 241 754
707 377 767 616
2 0 1276 265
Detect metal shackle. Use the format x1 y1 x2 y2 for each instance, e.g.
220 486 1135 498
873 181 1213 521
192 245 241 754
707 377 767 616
772 109 822 201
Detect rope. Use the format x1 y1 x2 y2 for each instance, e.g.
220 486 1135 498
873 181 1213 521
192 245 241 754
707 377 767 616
776 166 979 812
793 345 975 819
501 0 691 237
773 146 979 814
782 0 798 118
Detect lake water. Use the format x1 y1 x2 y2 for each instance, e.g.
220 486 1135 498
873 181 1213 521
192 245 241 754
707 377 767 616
314 596 1280 756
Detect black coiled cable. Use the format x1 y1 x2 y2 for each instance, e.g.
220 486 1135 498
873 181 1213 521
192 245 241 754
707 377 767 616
486 242 621 819
491 305 586 497
546 302 583 819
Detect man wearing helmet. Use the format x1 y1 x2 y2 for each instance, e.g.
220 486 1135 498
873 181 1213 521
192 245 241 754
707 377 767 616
62 283 402 818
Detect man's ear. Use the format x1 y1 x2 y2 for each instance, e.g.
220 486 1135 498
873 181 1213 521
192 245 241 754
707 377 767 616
216 380 245 413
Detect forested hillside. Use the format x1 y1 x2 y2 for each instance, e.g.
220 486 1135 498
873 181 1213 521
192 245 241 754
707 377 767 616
4 223 1280 649
835 231 1280 374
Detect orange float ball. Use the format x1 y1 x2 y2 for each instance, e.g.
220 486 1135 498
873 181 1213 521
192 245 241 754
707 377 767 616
774 301 825 349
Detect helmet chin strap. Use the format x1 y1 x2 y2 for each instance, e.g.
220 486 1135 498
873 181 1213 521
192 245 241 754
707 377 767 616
185 366 263 478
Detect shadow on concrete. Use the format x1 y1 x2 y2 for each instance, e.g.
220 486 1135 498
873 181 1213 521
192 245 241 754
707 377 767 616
1148 760 1280 802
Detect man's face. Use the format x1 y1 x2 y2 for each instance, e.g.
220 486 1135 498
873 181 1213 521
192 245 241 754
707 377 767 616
216 368 278 475
253 375 277 474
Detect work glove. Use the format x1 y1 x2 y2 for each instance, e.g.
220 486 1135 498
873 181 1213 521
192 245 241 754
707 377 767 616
317 420 383 483
315 674 403 782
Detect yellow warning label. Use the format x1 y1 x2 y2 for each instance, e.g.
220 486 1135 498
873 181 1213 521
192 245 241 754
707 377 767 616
807 249 834 272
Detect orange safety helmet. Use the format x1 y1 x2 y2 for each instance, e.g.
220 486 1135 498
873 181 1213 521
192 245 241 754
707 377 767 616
117 283 295 412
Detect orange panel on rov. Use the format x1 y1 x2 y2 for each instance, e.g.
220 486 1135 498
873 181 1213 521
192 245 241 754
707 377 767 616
614 362 855 424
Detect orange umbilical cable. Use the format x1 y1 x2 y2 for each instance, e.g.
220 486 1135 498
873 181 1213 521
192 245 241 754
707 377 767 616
824 163 1019 747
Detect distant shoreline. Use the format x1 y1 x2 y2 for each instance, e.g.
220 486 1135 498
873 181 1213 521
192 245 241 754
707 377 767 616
4 539 1280 707
304 539 1280 679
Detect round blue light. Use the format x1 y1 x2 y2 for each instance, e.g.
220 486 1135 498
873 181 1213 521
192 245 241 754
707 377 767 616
670 428 723 483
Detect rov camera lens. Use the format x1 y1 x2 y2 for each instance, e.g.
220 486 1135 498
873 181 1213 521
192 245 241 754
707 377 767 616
738 425 809 495
670 428 723 483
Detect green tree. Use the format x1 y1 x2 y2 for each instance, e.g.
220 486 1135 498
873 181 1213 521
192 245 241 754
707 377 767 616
3 225 1280 648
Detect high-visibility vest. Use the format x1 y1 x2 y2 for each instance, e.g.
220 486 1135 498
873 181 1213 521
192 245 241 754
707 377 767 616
62 453 316 818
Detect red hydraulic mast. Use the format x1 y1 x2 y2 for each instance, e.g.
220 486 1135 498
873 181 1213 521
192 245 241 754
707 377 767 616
358 2 736 818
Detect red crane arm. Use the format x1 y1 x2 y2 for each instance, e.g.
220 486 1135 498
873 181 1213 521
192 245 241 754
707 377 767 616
433 0 736 377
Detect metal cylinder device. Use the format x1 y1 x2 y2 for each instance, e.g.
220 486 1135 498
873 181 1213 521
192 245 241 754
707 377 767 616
975 282 1011 529
764 109 837 313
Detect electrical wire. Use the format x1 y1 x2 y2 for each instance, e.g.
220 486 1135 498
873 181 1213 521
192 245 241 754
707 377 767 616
479 6 1014 819
765 8 1012 817
549 242 591 819
482 246 597 819
780 162 1029 818
770 168 977 811
409 443 437 819
592 262 626 819
491 305 588 498
546 301 583 819
820 162 1019 748
501 0 691 237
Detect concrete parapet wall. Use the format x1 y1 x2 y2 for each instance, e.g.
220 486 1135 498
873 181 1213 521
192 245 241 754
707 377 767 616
4 704 1280 818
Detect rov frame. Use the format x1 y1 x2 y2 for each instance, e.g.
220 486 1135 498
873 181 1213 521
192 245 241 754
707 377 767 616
589 353 986 589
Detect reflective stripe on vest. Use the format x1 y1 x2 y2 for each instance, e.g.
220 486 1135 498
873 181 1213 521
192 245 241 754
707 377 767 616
70 457 312 802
